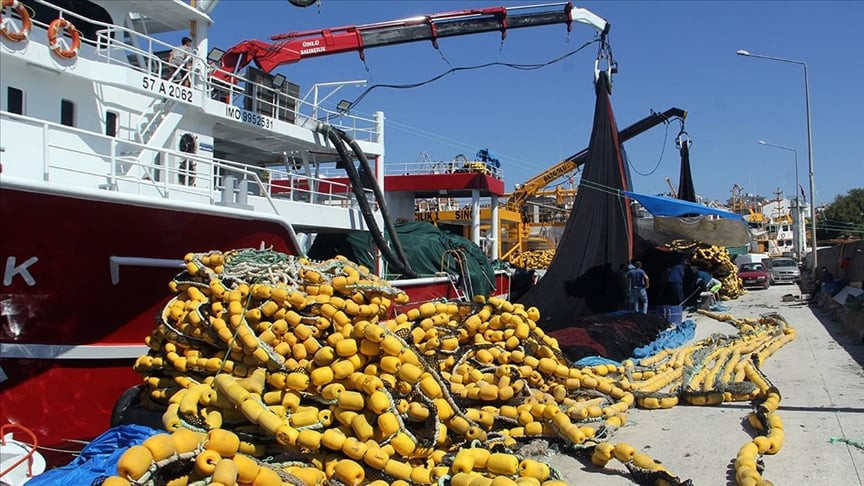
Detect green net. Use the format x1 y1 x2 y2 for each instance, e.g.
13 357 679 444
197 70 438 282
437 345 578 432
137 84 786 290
308 222 496 297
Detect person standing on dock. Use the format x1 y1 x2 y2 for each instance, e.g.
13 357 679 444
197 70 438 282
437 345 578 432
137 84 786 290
625 261 650 313
667 259 685 306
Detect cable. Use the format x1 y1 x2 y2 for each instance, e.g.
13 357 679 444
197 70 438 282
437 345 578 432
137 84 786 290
347 39 598 109
628 119 671 177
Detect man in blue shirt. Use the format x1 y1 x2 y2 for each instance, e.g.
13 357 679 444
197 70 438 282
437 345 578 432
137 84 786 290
625 261 650 313
667 261 685 305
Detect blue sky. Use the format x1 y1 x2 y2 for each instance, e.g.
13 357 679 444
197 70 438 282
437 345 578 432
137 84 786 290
204 1 863 205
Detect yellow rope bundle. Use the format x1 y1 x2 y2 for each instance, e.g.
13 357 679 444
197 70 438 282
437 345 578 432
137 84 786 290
104 249 791 486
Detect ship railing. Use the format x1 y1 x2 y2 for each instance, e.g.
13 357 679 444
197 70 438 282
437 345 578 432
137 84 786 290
1 110 372 211
23 0 378 142
205 65 379 142
382 161 504 179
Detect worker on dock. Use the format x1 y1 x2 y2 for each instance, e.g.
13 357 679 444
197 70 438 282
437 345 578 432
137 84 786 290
625 261 650 313
666 259 685 306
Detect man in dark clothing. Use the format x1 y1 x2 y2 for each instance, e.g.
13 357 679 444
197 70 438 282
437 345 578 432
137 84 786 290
625 261 650 313
667 261 685 305
820 266 834 290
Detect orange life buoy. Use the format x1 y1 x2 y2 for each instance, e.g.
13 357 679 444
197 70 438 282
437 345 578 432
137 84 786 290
0 0 32 42
47 18 80 59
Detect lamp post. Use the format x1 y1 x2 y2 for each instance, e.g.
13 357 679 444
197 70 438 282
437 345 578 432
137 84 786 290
758 140 803 259
737 49 817 270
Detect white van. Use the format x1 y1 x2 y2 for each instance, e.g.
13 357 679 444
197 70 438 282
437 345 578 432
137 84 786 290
735 253 770 269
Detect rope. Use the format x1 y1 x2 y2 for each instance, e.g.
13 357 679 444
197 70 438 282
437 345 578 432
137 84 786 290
829 437 864 450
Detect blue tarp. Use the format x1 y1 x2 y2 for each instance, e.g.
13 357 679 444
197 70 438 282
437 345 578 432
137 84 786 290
622 191 745 221
27 425 159 486
632 319 696 360
572 319 697 366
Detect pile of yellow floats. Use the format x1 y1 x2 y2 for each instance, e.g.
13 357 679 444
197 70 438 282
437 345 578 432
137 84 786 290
508 250 555 270
668 241 745 300
103 249 792 486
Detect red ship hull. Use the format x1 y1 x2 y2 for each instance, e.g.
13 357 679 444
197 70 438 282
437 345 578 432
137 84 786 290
1 188 297 457
0 187 510 461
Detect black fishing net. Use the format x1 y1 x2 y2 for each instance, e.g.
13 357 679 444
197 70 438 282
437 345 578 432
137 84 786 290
517 73 634 330
677 141 696 202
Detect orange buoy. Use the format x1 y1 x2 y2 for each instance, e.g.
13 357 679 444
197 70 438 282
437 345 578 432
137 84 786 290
47 17 80 59
0 0 32 42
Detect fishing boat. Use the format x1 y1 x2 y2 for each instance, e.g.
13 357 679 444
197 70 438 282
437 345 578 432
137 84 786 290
0 0 611 460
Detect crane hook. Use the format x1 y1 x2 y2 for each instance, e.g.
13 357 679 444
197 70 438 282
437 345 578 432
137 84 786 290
675 121 691 149
594 33 617 87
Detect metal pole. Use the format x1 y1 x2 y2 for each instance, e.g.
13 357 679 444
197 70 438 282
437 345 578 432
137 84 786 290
803 62 817 271
758 140 802 259
793 149 802 260
737 50 817 270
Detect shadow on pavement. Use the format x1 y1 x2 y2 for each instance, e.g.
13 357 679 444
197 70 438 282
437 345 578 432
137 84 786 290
808 300 864 369
718 402 864 414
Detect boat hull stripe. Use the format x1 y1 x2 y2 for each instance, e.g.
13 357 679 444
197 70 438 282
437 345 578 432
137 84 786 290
0 343 148 359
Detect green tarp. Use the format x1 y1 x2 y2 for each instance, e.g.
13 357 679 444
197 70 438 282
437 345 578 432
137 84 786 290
725 245 750 257
308 222 496 297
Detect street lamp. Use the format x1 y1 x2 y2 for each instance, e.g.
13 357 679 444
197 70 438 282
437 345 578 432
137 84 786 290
737 49 817 269
758 140 804 259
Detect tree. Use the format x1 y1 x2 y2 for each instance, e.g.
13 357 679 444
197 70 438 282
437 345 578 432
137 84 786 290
818 188 864 240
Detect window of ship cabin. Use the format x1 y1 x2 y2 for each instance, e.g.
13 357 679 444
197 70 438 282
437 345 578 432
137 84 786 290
7 87 23 114
61 99 75 127
105 111 118 136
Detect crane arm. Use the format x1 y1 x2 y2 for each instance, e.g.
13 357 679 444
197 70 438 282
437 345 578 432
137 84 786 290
665 177 678 196
506 107 687 212
216 3 608 76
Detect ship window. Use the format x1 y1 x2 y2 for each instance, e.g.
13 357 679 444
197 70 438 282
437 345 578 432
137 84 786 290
60 99 75 127
105 111 118 136
7 87 24 114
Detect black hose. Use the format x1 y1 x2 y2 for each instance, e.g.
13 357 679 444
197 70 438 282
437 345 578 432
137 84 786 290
318 124 416 278
341 132 415 279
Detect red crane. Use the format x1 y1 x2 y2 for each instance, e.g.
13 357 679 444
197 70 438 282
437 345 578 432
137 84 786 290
214 2 609 79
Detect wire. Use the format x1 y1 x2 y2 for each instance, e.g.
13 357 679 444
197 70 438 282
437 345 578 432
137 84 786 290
347 40 598 109
628 118 671 177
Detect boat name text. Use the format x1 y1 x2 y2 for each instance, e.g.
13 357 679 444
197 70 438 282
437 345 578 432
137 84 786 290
3 256 38 287
414 208 474 222
300 40 327 56
225 106 274 129
141 76 195 103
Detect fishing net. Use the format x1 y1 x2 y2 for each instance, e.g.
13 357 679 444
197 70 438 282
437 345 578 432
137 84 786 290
517 72 634 328
309 222 495 297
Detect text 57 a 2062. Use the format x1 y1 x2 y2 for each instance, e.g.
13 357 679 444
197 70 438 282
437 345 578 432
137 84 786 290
141 76 194 103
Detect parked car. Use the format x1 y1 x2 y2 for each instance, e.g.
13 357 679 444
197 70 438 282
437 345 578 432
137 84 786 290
738 263 771 289
766 257 801 284
735 253 770 268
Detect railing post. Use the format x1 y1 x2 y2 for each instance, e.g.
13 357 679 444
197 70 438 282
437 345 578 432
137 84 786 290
42 123 49 181
146 38 152 74
109 139 117 189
